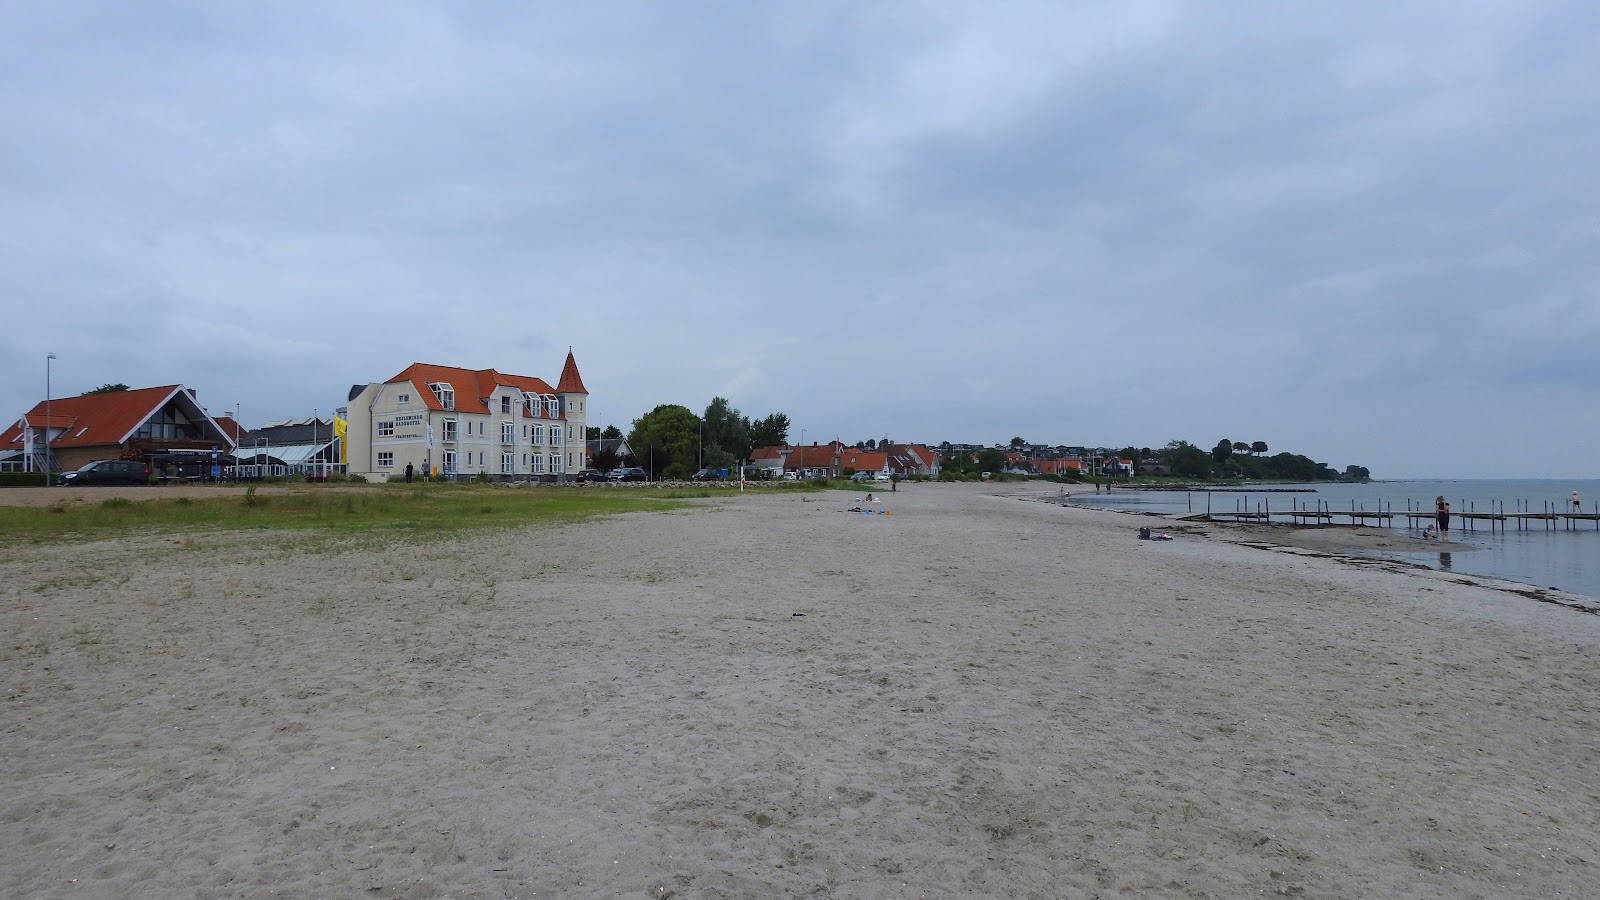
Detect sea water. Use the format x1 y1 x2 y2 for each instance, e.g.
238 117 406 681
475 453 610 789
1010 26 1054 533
1068 478 1600 600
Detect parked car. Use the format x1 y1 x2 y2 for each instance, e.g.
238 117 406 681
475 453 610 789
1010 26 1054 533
609 467 648 482
575 468 606 482
691 468 729 481
58 459 150 486
873 472 891 482
850 471 872 482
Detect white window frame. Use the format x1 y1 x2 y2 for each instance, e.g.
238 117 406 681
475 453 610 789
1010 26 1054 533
377 451 394 468
551 428 561 448
500 396 512 414
397 393 411 404
429 382 455 410
501 422 514 444
501 451 514 473
545 397 559 418
441 418 458 441
441 449 457 474
548 453 560 474
533 424 545 445
377 420 394 437
532 454 545 475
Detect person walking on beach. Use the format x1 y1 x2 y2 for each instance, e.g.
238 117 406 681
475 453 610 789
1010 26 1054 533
1435 495 1450 537
1572 490 1582 512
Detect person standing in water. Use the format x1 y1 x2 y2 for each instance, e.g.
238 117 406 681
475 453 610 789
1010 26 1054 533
1435 495 1451 537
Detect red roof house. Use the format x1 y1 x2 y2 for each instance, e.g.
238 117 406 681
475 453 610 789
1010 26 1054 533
3 385 236 473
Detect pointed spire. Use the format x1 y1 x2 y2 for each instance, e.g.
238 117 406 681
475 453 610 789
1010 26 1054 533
556 350 588 394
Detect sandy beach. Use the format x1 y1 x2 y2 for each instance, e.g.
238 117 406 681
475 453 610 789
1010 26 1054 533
3 482 1598 898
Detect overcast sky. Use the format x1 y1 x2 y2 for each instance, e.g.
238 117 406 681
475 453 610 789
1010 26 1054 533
4 2 1596 478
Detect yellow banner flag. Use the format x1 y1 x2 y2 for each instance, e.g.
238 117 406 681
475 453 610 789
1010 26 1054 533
333 417 348 464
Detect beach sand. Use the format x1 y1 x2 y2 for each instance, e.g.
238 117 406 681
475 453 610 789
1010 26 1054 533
3 483 1598 898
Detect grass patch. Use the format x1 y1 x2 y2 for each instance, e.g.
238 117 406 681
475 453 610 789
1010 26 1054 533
0 483 698 545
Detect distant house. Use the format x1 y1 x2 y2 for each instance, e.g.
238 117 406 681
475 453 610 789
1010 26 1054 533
1033 457 1083 476
344 353 589 481
2 385 236 474
584 436 633 469
748 441 846 478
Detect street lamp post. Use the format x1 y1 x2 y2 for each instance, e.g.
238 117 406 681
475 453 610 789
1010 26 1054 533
44 352 56 484
312 408 318 479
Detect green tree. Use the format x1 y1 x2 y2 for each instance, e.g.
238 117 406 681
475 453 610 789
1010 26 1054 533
940 450 974 476
863 438 877 450
1232 441 1249 454
976 448 1009 474
628 404 700 480
1212 439 1234 468
85 383 129 394
748 412 790 449
601 424 623 440
586 426 601 440
1161 440 1213 479
591 446 621 472
1250 440 1269 456
1009 436 1027 450
1343 464 1371 481
701 397 750 461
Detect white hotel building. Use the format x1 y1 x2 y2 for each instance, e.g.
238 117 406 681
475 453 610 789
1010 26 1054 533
345 353 588 481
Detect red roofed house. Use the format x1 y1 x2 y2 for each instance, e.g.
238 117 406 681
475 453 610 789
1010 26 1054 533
2 385 237 474
344 352 589 481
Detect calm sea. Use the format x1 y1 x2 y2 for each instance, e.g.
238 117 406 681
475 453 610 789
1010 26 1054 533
1067 478 1600 600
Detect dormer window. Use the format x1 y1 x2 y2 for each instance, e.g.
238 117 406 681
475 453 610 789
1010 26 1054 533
428 382 454 410
545 397 560 418
500 396 512 414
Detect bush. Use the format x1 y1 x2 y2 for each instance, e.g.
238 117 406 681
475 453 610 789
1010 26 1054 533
0 471 58 488
387 474 408 483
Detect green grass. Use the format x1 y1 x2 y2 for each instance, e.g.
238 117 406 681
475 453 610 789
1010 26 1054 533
0 483 698 544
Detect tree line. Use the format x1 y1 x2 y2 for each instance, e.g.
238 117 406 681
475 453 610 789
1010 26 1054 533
1141 439 1368 481
585 398 790 480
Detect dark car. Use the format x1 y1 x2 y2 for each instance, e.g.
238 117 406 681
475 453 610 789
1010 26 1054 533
58 459 150 486
691 468 729 481
575 468 607 482
609 467 647 482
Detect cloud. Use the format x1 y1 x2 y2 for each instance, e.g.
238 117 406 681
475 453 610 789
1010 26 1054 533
2 1 1596 476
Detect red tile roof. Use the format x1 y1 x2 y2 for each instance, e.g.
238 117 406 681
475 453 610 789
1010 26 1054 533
3 385 193 449
555 350 587 394
387 363 574 417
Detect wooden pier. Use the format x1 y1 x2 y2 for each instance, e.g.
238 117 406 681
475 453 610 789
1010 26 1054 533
1172 489 1599 533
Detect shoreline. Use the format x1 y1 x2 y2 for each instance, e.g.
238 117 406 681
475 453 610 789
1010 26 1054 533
4 483 1598 896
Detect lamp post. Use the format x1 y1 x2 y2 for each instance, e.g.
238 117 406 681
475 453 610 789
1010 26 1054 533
698 418 703 471
44 352 56 484
312 408 318 479
799 428 805 479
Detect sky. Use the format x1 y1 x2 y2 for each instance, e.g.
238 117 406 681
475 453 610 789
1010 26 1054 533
3 2 1596 478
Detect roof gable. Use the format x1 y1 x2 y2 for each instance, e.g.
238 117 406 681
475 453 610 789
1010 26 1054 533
3 385 234 450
